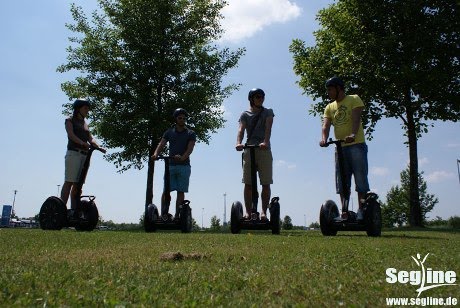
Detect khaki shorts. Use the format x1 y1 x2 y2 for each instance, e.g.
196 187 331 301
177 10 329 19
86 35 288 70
242 148 273 185
64 150 87 183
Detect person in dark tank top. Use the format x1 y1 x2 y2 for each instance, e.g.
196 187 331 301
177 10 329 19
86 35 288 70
60 99 106 210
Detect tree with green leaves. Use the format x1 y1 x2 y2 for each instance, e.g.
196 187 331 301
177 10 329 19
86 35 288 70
210 215 221 231
290 0 459 226
282 215 293 230
381 166 438 227
58 0 244 209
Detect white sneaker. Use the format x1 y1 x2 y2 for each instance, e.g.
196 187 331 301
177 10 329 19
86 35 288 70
357 208 364 221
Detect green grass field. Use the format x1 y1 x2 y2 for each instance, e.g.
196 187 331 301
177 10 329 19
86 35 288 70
1 228 459 307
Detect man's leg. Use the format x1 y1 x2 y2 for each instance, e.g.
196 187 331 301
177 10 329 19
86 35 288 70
244 184 251 218
60 181 72 206
261 184 271 220
176 191 185 218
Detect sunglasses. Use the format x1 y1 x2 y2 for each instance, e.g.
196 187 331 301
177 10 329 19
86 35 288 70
176 116 187 120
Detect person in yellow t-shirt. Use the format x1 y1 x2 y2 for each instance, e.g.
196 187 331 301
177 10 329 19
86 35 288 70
319 77 370 220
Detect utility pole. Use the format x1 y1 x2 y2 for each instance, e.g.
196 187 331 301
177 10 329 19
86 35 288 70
12 190 17 218
457 159 460 185
223 193 227 226
57 184 61 197
201 207 204 230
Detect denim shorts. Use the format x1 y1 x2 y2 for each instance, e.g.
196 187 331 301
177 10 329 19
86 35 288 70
168 164 191 193
335 143 370 194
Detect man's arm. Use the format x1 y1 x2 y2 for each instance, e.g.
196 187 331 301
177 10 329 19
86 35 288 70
320 117 332 146
260 116 273 150
236 121 246 151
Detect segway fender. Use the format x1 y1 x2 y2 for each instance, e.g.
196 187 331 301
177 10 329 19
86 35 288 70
145 204 159 232
319 200 339 236
74 199 99 231
230 201 243 234
180 200 192 233
39 196 67 230
269 197 281 234
364 195 382 237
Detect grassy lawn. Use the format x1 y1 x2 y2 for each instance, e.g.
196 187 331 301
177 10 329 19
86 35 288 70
1 228 459 307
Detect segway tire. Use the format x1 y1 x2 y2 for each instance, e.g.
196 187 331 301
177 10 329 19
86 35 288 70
269 197 281 235
320 200 339 236
230 201 243 234
75 200 99 231
144 204 158 232
365 198 382 237
39 196 67 230
180 202 192 233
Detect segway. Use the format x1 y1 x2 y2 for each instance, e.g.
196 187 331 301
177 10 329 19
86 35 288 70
144 156 192 233
319 139 382 237
231 144 281 234
39 145 104 231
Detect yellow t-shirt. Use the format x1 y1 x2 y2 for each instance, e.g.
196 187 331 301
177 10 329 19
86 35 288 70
323 95 365 146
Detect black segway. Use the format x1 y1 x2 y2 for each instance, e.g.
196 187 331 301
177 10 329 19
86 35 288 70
144 156 192 233
231 144 281 234
319 139 382 237
39 145 104 231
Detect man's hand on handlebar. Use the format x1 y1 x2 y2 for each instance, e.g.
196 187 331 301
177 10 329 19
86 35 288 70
235 143 244 151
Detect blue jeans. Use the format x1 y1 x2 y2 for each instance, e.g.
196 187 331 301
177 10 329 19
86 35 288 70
335 143 370 194
168 165 191 193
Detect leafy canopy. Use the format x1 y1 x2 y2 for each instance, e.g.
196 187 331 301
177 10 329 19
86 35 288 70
58 0 245 172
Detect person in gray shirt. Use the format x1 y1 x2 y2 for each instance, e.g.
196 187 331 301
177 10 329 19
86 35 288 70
152 108 196 220
236 88 274 220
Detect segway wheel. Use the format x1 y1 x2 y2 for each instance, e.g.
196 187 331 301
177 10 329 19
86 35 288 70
230 201 243 234
39 196 67 230
180 201 192 233
365 196 382 237
269 197 281 235
144 204 158 233
75 200 99 231
319 200 339 236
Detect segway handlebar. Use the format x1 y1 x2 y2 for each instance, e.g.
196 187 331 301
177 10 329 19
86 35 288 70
155 155 176 160
324 139 345 147
89 144 106 154
243 144 260 149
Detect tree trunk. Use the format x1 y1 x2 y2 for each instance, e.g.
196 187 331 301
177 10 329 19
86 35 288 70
406 110 422 227
145 142 157 212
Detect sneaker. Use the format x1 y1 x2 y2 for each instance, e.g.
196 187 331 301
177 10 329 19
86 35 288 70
357 208 364 221
341 212 348 220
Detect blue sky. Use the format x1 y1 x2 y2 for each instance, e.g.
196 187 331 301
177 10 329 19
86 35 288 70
1 0 459 227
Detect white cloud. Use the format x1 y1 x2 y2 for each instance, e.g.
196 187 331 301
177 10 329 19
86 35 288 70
275 159 296 169
371 166 389 176
220 0 302 43
419 157 429 167
425 170 455 183
447 143 460 148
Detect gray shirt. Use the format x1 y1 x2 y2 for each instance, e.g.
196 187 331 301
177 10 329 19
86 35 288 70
162 127 197 165
239 108 274 146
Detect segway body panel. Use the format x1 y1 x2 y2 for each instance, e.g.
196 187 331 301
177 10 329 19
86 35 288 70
144 201 192 233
